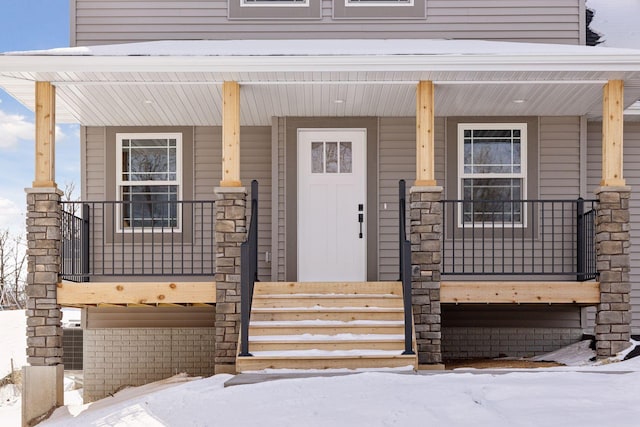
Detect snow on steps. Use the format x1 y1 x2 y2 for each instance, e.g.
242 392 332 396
236 282 417 371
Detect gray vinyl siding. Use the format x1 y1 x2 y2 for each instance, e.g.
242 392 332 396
81 125 272 280
377 117 445 281
539 116 581 199
83 127 106 202
72 0 583 46
275 118 287 281
587 121 640 334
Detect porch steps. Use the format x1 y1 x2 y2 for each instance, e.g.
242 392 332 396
236 281 417 372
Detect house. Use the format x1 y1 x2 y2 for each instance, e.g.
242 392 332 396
1 0 640 425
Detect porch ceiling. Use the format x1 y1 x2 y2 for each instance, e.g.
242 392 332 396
2 39 640 125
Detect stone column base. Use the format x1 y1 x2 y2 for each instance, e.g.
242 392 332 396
214 186 247 373
595 186 632 358
410 186 443 365
22 365 63 427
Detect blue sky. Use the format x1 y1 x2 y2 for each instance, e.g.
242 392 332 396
0 0 79 233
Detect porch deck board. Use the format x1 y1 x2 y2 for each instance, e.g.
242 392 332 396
56 280 216 306
441 281 600 304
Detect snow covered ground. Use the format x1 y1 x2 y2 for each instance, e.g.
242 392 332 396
0 310 26 379
2 307 640 427
39 357 640 427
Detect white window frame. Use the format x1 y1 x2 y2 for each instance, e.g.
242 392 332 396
241 0 309 7
457 123 527 228
115 133 183 233
346 0 413 7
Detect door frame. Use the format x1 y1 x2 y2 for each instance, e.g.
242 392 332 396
283 118 379 282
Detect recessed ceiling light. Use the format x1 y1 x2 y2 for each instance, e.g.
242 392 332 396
334 99 345 104
144 100 154 105
512 99 526 104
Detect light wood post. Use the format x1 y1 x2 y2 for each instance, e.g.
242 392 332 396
601 80 625 186
33 81 56 188
221 81 241 187
415 81 436 186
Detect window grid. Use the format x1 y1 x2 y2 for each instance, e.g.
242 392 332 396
458 123 527 228
116 133 182 232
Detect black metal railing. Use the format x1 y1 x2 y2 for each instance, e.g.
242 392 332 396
61 204 89 282
60 200 216 280
577 199 597 281
441 199 597 280
240 180 259 357
398 180 415 355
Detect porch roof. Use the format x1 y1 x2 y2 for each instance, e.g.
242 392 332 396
2 39 640 125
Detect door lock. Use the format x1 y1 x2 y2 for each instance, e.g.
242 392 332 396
358 204 364 239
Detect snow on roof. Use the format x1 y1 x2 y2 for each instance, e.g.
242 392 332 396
5 38 640 57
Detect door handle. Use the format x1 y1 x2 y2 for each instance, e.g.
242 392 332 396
358 203 364 239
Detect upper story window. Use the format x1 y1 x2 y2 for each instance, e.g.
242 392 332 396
229 0 321 19
116 133 182 232
458 123 527 227
334 0 425 19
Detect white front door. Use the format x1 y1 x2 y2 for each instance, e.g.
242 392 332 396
297 129 367 282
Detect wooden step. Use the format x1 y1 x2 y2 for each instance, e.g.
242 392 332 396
237 280 416 372
236 354 416 372
254 281 402 296
247 339 405 352
249 321 404 336
250 307 404 322
251 294 403 309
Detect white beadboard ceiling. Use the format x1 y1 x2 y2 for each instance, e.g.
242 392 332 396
2 39 640 125
2 77 640 126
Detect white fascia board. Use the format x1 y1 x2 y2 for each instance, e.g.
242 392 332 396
2 54 640 76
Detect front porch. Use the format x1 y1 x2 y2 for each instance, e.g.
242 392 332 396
3 38 639 418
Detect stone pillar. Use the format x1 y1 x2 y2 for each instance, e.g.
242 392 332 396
595 186 632 358
25 188 63 365
214 187 247 374
23 187 64 426
409 186 443 368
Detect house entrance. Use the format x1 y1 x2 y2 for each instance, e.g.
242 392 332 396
297 129 367 281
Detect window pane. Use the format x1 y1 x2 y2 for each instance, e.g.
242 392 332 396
463 128 522 174
311 142 324 173
513 141 521 173
129 147 170 181
463 140 472 173
121 185 179 228
340 142 352 173
472 141 514 173
473 129 512 138
326 142 338 173
122 137 179 182
462 178 522 223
